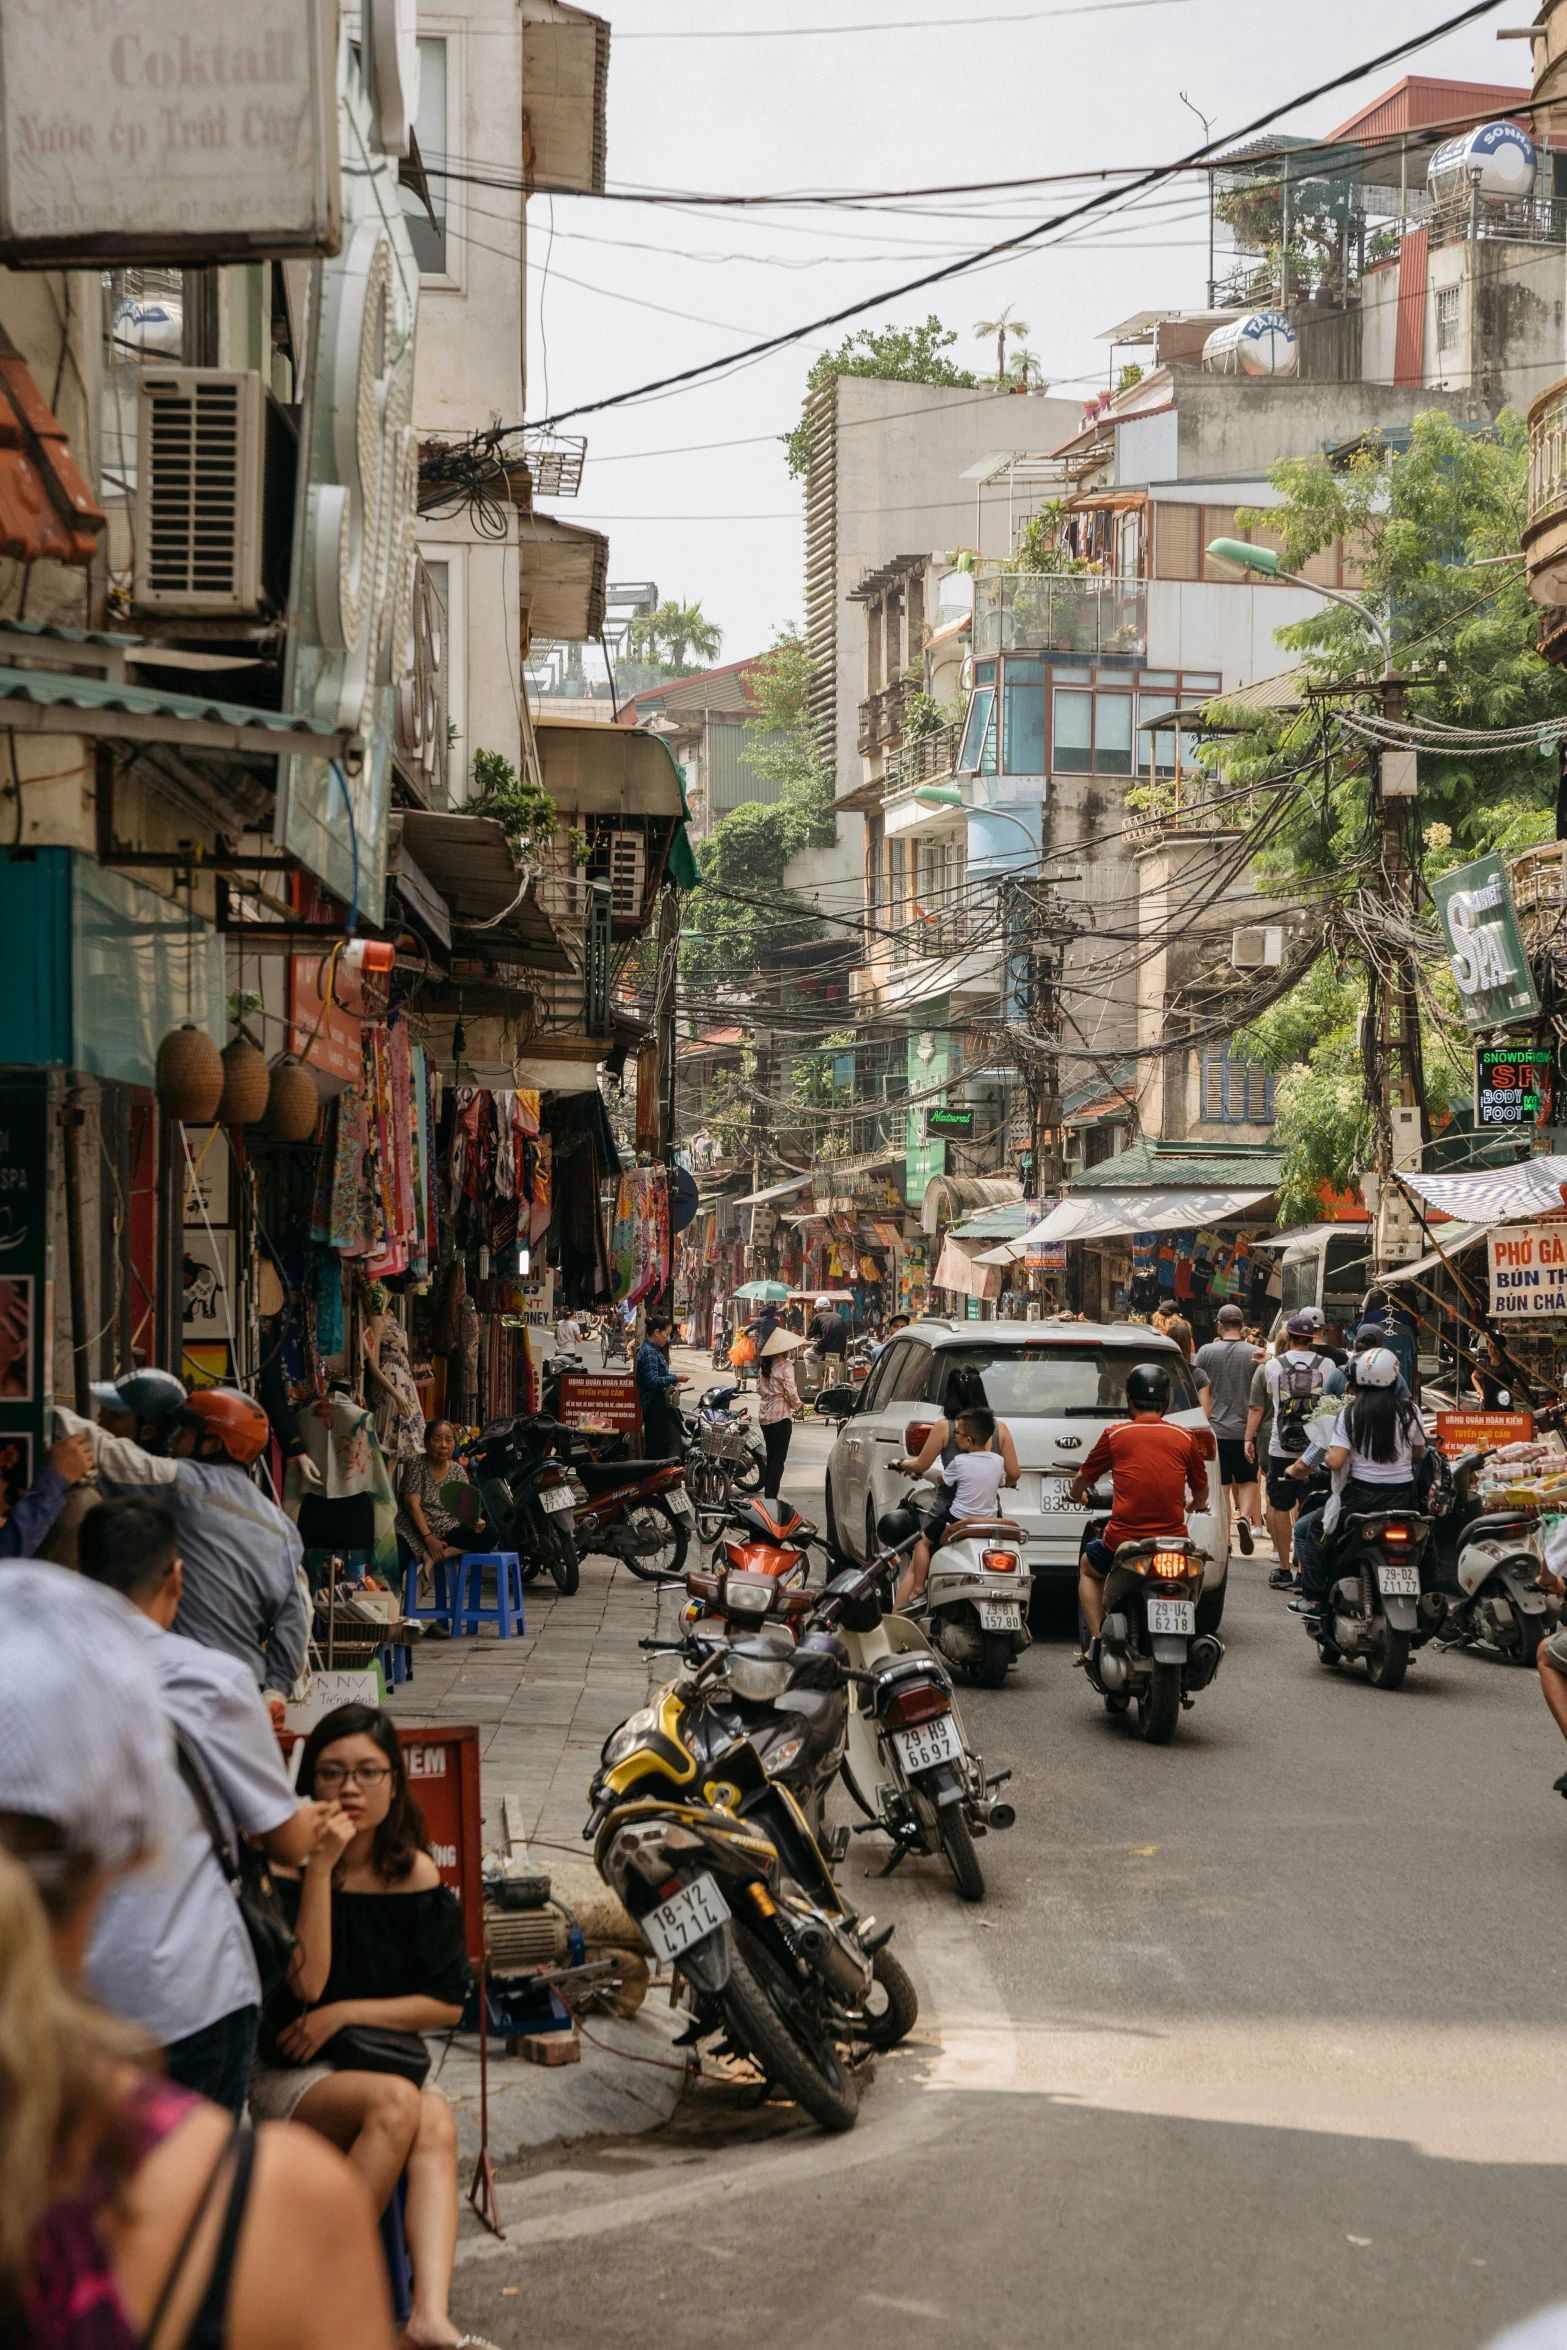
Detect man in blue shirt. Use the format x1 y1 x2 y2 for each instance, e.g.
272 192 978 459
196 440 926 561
0 1429 91 1557
636 1310 684 1457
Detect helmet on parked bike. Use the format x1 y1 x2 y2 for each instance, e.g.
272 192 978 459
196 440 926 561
177 1387 270 1466
876 1506 922 1549
1350 1347 1401 1389
1124 1363 1172 1411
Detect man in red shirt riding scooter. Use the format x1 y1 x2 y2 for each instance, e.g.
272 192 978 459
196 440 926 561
1068 1362 1209 1649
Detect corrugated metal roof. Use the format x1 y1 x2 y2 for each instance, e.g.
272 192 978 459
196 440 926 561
0 663 346 748
1069 1139 1281 1191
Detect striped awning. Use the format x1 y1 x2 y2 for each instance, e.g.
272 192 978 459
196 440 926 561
1399 1158 1567 1225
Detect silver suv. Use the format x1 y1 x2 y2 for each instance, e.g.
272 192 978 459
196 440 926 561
821 1317 1229 1626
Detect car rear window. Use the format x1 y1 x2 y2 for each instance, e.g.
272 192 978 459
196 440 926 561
935 1344 1200 1419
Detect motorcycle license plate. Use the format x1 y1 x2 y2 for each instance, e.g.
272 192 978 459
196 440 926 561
666 1489 693 1516
893 1714 963 1773
541 1485 575 1514
1376 1560 1420 1598
979 1601 1020 1631
1039 1475 1079 1512
641 1872 731 1963
1146 1597 1195 1636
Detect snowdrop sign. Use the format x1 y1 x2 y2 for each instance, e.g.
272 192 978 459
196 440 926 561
1430 853 1539 1034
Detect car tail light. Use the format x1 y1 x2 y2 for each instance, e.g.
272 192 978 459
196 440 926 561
1189 1430 1216 1461
982 1549 1019 1572
885 1679 951 1730
905 1421 934 1455
1152 1549 1191 1579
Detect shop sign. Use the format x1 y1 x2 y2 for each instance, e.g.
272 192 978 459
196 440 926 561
927 1105 974 1137
1434 1408 1534 1457
0 1073 53 1520
557 1370 641 1434
1474 1044 1553 1130
514 1268 555 1332
0 0 340 266
396 1725 485 1968
1431 855 1540 1033
1488 1224 1567 1320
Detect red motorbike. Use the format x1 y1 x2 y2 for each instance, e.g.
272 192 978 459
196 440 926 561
683 1497 820 1637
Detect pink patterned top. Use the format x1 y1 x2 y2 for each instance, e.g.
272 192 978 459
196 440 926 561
756 1356 800 1425
25 2076 200 2350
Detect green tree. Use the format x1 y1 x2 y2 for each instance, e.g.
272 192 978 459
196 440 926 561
467 747 569 865
783 316 977 479
974 306 1030 385
630 598 722 673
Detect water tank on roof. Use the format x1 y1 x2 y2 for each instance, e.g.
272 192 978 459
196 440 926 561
1427 121 1537 206
1201 310 1299 379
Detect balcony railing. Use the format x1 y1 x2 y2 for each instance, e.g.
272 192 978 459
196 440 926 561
1428 195 1567 252
973 573 1146 660
884 719 963 795
1525 374 1567 624
856 677 915 756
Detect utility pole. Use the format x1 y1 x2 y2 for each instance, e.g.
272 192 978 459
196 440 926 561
653 879 680 1312
1367 673 1429 1271
1005 876 1077 1198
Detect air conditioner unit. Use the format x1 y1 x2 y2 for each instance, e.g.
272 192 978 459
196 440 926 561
1231 924 1286 970
608 830 647 921
134 369 265 614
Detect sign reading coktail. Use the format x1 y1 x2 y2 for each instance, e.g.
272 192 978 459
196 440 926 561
0 0 340 264
1430 854 1539 1033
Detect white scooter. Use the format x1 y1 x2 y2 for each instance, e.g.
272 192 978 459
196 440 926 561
901 1487 1033 1688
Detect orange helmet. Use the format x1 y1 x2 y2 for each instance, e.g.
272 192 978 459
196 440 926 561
180 1388 270 1467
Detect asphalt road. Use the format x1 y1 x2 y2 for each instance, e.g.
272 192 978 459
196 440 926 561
454 1408 1567 2350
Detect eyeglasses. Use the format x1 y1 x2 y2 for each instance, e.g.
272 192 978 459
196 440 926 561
313 1762 392 1790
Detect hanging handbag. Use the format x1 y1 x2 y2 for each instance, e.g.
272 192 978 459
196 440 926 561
174 1732 298 2001
318 2022 432 2087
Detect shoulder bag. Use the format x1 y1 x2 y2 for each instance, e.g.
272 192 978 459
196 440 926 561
318 2021 431 2087
174 1731 298 2002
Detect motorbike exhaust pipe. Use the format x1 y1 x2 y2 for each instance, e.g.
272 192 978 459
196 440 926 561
1098 1649 1128 1692
983 1801 1016 1830
796 1918 871 1999
1417 1589 1448 1628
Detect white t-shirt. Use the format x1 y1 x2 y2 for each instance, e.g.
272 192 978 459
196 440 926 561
1329 1404 1423 1484
936 1448 1007 1521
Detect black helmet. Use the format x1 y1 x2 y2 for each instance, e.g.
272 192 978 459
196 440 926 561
876 1506 922 1548
1125 1363 1172 1412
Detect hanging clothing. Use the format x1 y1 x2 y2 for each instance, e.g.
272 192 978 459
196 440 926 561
367 1315 424 1464
285 1392 400 1583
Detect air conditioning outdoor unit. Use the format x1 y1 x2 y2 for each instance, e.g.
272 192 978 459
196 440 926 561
608 830 647 921
134 369 265 614
1231 924 1286 970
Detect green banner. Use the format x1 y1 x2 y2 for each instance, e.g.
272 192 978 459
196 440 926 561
1430 853 1539 1034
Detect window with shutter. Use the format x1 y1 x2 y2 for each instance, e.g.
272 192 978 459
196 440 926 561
608 831 646 921
1155 503 1200 581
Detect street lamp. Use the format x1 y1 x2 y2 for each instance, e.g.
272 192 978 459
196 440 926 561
1204 537 1393 677
914 782 1038 862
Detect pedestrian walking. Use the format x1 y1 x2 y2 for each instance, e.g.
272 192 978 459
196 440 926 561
0 1564 390 2350
1192 1303 1259 1554
1244 1316 1326 1588
756 1328 806 1497
635 1310 685 1456
76 1497 338 2116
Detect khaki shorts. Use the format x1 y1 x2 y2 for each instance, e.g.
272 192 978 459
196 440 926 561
1541 1622 1567 1676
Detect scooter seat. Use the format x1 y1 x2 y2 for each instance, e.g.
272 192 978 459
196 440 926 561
1463 1509 1540 1539
574 1456 683 1494
945 1518 1024 1541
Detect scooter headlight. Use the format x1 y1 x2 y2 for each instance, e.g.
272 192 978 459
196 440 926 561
724 1573 776 1616
601 1707 658 1768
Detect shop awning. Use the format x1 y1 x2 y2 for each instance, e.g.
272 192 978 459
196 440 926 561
0 662 353 760
1018 1184 1276 1248
950 1201 1033 1242
1398 1158 1567 1226
1380 1221 1495 1287
534 716 699 892
735 1172 813 1206
933 1234 1002 1300
517 511 608 640
395 810 573 970
922 1173 1023 1236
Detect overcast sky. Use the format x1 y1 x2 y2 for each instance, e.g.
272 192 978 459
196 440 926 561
517 0 1532 664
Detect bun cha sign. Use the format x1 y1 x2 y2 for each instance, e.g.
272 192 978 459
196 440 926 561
0 0 339 264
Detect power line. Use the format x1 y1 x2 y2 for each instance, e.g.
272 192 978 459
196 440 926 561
615 0 1201 36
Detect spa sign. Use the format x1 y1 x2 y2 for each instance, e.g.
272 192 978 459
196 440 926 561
0 0 340 263
1431 855 1539 1034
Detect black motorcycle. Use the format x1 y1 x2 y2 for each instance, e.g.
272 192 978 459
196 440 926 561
1300 1506 1443 1688
446 1414 581 1595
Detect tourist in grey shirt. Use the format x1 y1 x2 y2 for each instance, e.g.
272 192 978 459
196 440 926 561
1191 1302 1260 1554
57 1398 310 1701
78 1498 335 2116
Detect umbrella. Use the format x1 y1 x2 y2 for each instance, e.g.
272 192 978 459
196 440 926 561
734 1279 789 1302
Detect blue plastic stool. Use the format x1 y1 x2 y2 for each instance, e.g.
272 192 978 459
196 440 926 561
377 1640 411 1686
453 1551 526 1638
403 1555 458 1627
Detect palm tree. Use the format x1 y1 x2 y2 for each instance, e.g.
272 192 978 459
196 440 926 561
1006 346 1046 390
652 599 723 672
974 306 1030 385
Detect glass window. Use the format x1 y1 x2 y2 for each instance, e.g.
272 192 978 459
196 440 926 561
1002 658 1046 775
1052 667 1092 684
890 1344 934 1403
934 1344 1201 1418
1139 671 1178 689
956 686 995 775
859 1341 910 1415
402 37 448 275
975 660 997 684
1095 691 1133 775
1138 691 1175 774
1052 688 1092 772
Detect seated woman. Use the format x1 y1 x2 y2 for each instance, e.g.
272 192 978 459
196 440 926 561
893 1372 1020 1610
253 1704 487 2350
396 1420 492 1598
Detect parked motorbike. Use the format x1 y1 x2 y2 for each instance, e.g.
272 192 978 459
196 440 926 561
586 1644 916 2130
1301 1506 1442 1688
448 1415 582 1595
1426 1447 1553 1665
815 1514 1014 1902
572 1448 694 1581
1081 1524 1225 1743
684 1383 765 1512
893 1490 1033 1689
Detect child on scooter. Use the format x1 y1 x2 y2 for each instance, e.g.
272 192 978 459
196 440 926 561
894 1408 1010 1610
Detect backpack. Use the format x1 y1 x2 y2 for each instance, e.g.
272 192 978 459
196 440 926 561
1273 1353 1322 1456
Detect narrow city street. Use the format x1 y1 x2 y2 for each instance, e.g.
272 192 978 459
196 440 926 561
446 1409 1567 2350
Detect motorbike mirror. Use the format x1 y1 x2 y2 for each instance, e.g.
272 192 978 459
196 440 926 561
814 1385 855 1418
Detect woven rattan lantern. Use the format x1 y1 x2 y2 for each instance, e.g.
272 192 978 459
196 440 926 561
265 1056 319 1142
217 1036 271 1127
155 1025 224 1124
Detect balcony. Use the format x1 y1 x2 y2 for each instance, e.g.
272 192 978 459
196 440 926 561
1428 194 1567 253
973 574 1146 661
1525 375 1567 625
884 719 963 796
856 676 915 756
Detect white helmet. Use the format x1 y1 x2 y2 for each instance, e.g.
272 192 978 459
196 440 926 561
1352 1346 1400 1389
